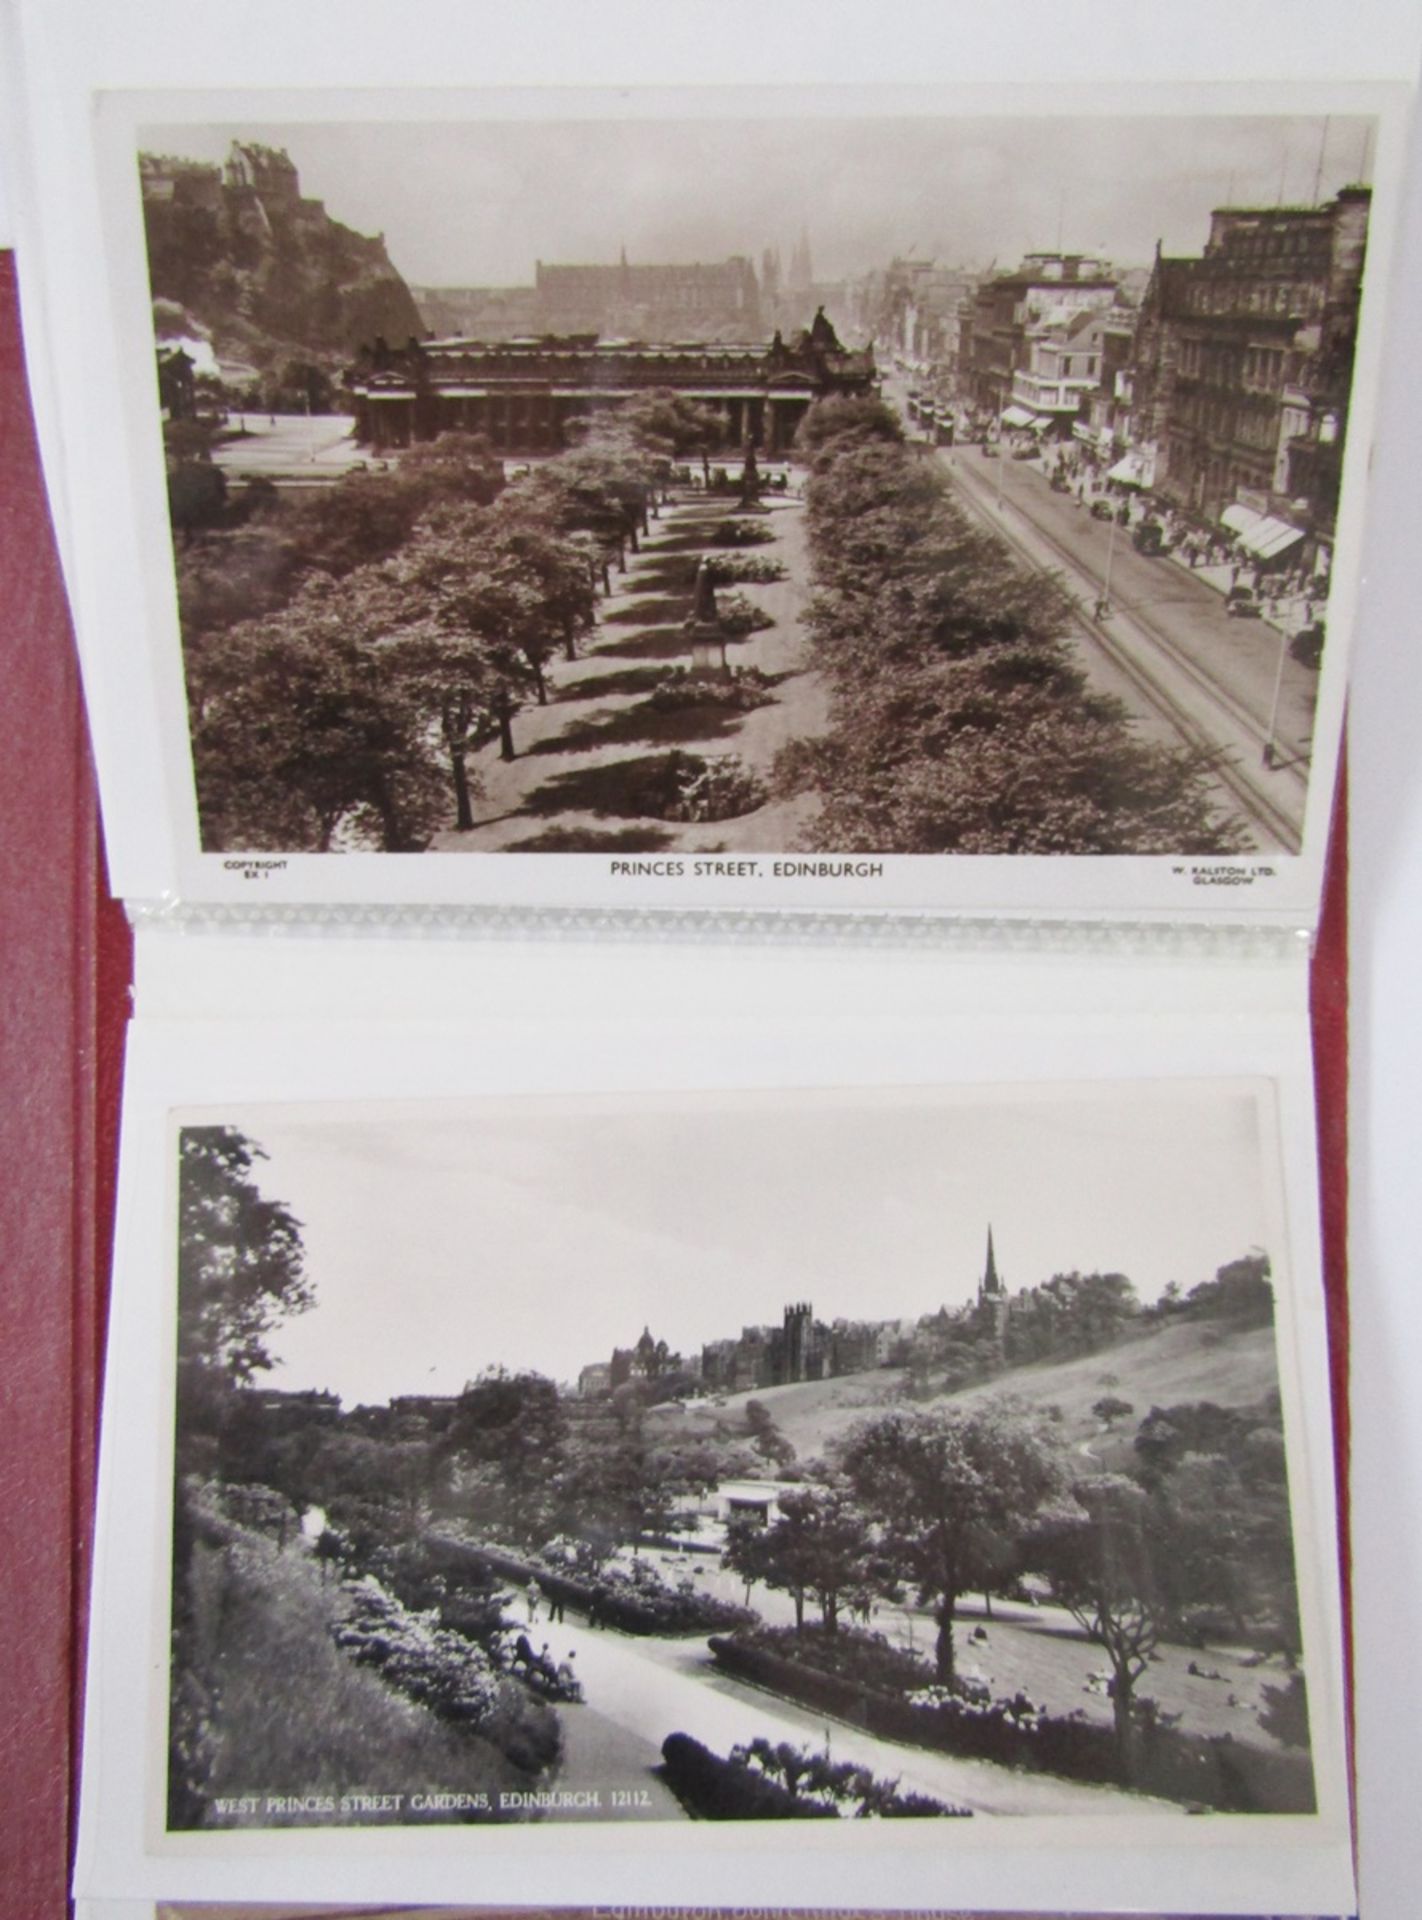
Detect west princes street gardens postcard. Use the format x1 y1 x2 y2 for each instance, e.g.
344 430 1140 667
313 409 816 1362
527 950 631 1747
80 85 1404 917
152 1082 1343 1843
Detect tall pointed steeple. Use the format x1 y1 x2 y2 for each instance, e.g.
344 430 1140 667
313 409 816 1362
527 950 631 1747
981 1226 1002 1300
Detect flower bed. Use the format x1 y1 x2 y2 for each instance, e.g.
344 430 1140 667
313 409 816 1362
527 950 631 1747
735 1624 932 1695
646 667 775 715
659 1732 965 1820
622 750 767 824
335 1574 503 1724
457 1540 753 1636
706 1633 1315 1813
705 555 788 586
710 517 777 547
333 1574 561 1772
660 1732 830 1819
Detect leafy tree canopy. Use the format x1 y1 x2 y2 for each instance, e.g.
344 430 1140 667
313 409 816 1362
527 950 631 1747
177 1126 313 1413
841 1400 1063 1681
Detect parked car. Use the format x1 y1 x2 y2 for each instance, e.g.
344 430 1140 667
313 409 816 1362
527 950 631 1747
1089 498 1114 521
1011 443 1037 460
1049 471 1071 493
1225 584 1264 618
1290 623 1325 668
1132 520 1166 556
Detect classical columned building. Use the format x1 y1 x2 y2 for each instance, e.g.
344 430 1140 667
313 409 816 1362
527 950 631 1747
345 317 876 455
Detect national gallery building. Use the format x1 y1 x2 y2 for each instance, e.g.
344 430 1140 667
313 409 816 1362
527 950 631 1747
344 310 875 455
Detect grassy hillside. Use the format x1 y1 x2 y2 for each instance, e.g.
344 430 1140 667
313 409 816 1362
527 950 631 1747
678 1317 1281 1467
173 1522 525 1827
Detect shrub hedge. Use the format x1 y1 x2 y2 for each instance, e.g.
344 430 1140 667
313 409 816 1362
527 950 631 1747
706 1634 1315 1813
660 1732 833 1819
455 1540 753 1636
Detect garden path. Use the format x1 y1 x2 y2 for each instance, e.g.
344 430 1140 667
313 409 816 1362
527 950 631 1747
540 1617 1176 1818
428 479 827 853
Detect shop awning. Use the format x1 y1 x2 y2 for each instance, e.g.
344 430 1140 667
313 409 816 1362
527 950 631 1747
1220 503 1264 538
1107 454 1152 488
1238 516 1305 561
1000 404 1037 429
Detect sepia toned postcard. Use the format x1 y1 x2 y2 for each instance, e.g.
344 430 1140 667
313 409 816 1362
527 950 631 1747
57 79 1406 921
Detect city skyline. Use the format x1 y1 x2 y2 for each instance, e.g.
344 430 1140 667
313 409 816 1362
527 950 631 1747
140 111 1374 296
187 1083 1276 1406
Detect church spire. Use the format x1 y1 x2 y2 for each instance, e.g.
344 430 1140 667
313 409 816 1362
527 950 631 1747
981 1226 1002 1299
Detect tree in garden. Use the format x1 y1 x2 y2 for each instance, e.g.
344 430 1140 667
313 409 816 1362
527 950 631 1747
1035 1271 1138 1355
1092 1396 1136 1430
794 394 905 460
1182 1252 1274 1325
613 389 724 467
177 521 303 639
1132 1400 1251 1482
163 418 228 539
386 505 553 807
176 1127 313 1440
841 1401 1064 1685
555 433 661 539
444 1368 568 1545
169 1126 315 1825
392 430 505 514
719 1516 765 1610
487 503 597 663
1027 1474 1172 1775
584 1431 676 1549
282 468 428 579
786 424 1249 859
303 1430 438 1540
188 568 448 852
1258 1672 1310 1749
778 645 1248 857
725 1487 876 1635
1155 1449 1260 1637
1132 1395 1302 1659
744 1399 796 1467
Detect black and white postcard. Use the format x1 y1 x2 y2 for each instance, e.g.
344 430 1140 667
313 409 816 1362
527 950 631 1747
160 1085 1324 1834
74 978 1353 1911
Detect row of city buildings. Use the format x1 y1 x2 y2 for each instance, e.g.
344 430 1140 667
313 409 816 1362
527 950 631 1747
863 184 1370 569
575 1230 1010 1400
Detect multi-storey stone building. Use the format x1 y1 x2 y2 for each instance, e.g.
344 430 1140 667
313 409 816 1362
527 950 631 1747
346 309 875 455
1140 188 1370 547
1010 306 1107 434
533 254 762 340
958 254 1119 417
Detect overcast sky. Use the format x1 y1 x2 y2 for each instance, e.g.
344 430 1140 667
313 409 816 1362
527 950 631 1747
141 111 1373 289
185 1083 1276 1407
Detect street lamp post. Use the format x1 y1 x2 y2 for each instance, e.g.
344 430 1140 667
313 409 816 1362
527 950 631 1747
1262 623 1290 768
996 376 1008 511
1095 507 1119 620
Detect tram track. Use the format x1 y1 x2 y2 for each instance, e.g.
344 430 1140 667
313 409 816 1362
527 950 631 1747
944 459 1305 854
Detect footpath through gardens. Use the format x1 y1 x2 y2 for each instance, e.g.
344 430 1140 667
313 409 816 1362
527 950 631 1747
538 1615 1174 1817
429 474 828 853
